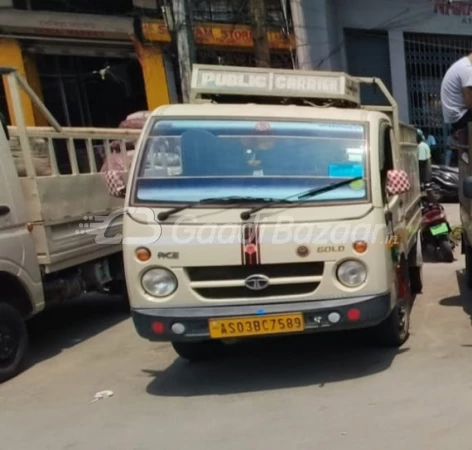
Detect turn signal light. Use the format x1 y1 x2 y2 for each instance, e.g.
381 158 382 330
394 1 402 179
136 247 151 262
353 241 368 254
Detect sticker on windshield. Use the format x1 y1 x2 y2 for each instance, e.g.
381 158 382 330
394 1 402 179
349 179 365 190
328 163 364 179
347 154 363 162
346 147 364 162
255 122 271 132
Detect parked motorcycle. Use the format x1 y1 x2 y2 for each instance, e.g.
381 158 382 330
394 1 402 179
430 164 459 202
420 191 455 262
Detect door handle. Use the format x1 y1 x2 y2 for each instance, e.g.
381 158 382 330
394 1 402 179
0 205 10 217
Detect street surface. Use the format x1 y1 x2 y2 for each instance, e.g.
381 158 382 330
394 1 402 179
1 203 471 450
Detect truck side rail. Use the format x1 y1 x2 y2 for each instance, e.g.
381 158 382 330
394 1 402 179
7 125 141 177
2 66 142 178
0 67 143 271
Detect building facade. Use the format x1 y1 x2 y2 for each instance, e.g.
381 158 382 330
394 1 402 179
0 0 295 127
293 0 472 148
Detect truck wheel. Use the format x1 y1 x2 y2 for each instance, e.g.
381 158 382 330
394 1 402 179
374 299 411 347
465 238 472 289
408 236 423 295
0 303 28 383
171 340 224 362
374 261 411 347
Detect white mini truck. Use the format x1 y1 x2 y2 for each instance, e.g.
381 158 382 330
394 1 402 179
123 65 423 361
0 67 140 381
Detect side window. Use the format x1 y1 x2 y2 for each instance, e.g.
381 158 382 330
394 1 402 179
380 124 394 201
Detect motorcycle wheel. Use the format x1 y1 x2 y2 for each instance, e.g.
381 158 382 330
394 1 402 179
439 239 454 263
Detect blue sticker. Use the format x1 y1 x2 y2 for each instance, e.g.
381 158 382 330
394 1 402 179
256 309 265 315
328 163 364 178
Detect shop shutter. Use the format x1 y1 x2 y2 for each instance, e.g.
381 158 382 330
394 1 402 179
344 28 392 106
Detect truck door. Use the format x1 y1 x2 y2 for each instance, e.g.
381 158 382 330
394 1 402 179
0 119 43 312
380 123 404 242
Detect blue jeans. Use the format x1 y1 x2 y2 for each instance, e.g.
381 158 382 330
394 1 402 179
445 149 453 166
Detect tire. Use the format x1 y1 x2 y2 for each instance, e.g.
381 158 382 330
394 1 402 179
375 299 411 348
374 260 411 347
0 303 28 383
408 237 423 295
439 239 454 263
465 238 472 289
171 340 224 362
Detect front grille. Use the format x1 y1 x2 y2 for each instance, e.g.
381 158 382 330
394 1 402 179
194 283 319 299
186 262 324 282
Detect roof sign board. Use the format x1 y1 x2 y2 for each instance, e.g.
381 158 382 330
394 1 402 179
190 64 361 105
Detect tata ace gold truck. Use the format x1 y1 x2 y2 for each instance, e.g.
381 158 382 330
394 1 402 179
123 65 423 360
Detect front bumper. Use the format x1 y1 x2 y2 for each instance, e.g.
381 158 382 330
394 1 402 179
131 292 393 342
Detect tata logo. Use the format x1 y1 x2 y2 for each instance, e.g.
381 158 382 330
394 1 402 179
157 252 179 260
317 246 345 253
244 274 270 291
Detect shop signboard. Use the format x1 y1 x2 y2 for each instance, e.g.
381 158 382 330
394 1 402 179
0 10 133 40
141 20 294 50
434 0 472 24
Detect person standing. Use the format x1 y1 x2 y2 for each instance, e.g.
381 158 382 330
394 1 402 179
426 133 437 149
446 131 461 166
440 53 472 139
426 132 438 162
417 129 432 185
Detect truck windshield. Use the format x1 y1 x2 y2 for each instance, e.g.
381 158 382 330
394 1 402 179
134 119 369 204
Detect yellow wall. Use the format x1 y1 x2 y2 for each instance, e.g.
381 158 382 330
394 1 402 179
23 53 47 126
134 39 170 109
0 38 41 126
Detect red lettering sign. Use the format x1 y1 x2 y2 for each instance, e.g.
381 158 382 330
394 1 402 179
195 27 214 40
141 20 293 49
435 0 472 16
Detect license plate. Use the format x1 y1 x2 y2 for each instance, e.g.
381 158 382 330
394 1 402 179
430 222 449 236
208 313 304 339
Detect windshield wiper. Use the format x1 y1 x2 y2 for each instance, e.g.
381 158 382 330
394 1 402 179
157 196 293 221
239 177 363 220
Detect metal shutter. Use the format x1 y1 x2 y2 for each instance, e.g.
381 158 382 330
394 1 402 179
344 29 392 106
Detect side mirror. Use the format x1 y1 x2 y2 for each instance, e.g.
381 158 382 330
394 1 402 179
386 169 411 196
463 176 472 199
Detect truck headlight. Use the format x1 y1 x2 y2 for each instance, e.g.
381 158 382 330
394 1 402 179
336 260 367 288
141 268 177 297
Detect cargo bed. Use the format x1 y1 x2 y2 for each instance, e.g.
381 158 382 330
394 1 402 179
3 68 141 273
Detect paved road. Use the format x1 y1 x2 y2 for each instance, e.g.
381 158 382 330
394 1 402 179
1 204 471 450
